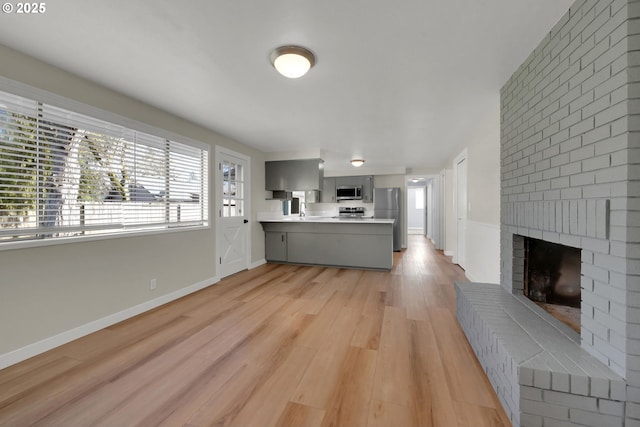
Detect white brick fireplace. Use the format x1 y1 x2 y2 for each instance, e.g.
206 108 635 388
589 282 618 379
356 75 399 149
457 0 640 425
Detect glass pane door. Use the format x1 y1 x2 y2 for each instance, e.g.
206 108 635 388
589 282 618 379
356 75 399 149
222 160 243 217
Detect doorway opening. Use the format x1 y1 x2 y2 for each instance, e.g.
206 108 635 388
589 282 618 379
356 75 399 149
454 149 468 269
407 186 425 235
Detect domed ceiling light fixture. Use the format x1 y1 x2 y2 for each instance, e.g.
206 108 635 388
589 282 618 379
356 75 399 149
271 45 316 78
350 159 365 167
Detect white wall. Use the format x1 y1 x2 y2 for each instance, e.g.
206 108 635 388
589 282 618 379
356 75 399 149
0 45 270 365
444 168 456 256
442 102 500 283
465 103 500 283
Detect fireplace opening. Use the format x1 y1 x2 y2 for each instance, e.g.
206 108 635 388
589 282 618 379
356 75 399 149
524 237 581 333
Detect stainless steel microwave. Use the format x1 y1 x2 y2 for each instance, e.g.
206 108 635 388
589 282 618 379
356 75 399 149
336 185 363 200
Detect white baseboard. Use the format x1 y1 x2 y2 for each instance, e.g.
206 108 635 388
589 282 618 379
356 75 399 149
249 258 267 269
444 250 454 257
0 275 219 370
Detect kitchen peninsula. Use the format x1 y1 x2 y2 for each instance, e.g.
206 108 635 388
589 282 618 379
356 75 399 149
259 216 395 270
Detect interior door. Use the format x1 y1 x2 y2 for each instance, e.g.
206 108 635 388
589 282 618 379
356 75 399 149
216 148 250 278
456 156 468 269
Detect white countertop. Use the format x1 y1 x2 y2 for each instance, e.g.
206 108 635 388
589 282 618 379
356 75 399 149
259 216 395 224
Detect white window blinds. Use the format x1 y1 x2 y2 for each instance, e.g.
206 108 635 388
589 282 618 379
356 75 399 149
0 89 208 244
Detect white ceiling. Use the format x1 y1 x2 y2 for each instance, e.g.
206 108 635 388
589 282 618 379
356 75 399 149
0 0 574 173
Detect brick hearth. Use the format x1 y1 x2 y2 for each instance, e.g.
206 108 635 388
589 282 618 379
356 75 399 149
456 282 625 426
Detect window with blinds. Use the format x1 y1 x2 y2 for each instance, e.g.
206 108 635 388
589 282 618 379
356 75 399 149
0 89 208 246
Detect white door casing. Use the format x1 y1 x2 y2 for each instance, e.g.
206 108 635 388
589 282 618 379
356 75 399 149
454 149 468 269
215 147 251 278
438 169 446 251
427 182 433 239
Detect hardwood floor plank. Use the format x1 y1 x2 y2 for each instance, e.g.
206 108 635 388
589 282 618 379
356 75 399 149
319 346 377 427
26 329 116 365
212 264 294 302
350 313 383 350
403 276 430 321
454 400 510 427
274 402 325 427
161 311 313 427
195 295 291 361
371 305 413 407
0 236 509 427
0 356 81 410
428 307 497 408
294 291 347 350
34 355 214 427
278 266 330 299
225 345 316 427
407 319 458 427
360 273 389 316
292 307 361 408
0 315 204 426
367 399 414 427
150 359 247 427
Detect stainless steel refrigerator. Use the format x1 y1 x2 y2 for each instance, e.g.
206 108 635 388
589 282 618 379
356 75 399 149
374 187 401 251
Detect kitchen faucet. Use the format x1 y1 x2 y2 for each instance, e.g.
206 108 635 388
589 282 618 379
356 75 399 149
299 202 307 217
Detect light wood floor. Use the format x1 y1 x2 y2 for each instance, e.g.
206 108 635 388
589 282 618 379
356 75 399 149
0 235 510 427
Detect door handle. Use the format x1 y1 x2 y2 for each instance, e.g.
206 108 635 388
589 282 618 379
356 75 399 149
244 219 249 224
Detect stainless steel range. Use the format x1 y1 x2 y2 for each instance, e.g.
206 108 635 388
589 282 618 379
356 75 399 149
336 207 371 219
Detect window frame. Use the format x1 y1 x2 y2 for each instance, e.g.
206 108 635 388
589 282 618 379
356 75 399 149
0 77 210 251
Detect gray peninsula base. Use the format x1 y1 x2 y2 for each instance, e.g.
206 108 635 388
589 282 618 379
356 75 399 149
260 220 394 270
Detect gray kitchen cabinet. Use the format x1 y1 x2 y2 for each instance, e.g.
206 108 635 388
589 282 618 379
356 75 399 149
321 177 336 202
265 231 287 261
334 176 358 187
260 220 393 270
265 159 324 191
287 231 390 268
362 175 374 203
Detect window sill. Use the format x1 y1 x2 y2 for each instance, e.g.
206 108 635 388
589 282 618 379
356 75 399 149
0 223 210 252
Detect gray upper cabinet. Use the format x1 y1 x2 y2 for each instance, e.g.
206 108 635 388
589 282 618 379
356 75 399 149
334 176 356 187
362 175 374 203
321 177 336 203
265 159 324 191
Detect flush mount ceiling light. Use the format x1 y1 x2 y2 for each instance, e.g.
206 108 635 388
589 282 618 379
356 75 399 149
350 159 365 167
271 45 316 78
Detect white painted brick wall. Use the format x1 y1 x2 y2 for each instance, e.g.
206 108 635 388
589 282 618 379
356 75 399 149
501 0 628 374
499 0 640 424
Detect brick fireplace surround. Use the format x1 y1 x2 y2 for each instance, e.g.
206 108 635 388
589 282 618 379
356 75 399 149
456 0 640 425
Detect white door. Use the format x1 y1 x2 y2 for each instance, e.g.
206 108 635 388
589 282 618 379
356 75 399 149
438 171 446 251
216 147 250 278
455 154 468 269
426 182 433 238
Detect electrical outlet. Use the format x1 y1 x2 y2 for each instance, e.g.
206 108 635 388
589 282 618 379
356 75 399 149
150 278 157 290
